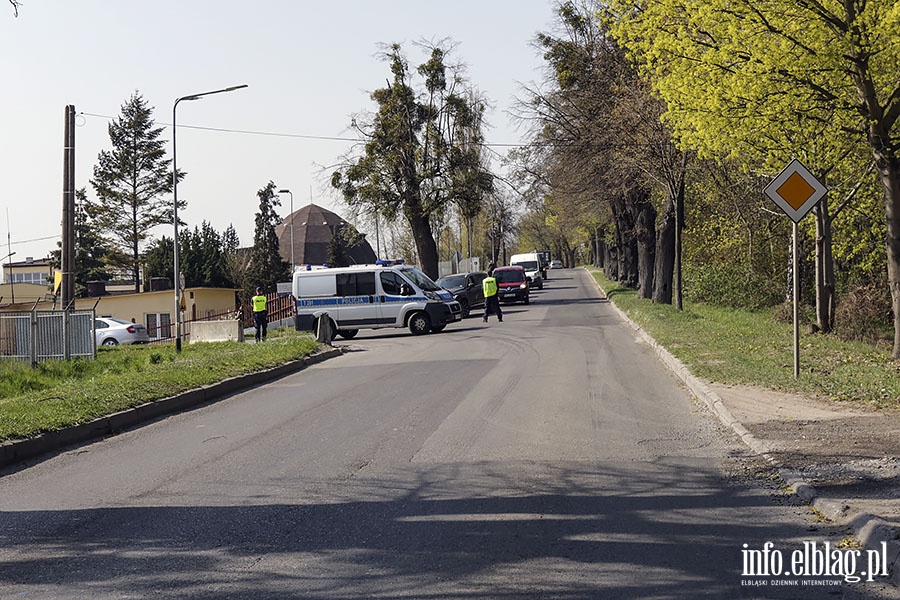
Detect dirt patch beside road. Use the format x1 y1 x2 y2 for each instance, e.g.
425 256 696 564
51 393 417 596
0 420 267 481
711 383 900 523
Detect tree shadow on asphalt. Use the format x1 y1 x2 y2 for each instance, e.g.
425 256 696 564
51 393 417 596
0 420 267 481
0 460 879 600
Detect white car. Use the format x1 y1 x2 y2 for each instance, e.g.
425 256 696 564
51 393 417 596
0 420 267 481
509 252 544 290
550 259 563 269
94 317 151 346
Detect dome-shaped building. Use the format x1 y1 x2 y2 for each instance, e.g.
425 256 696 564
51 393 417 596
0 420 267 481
275 203 376 268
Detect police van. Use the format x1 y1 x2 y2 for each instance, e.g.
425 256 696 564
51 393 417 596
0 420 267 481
293 261 462 339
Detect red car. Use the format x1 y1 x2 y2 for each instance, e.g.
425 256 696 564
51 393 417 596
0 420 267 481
493 265 530 304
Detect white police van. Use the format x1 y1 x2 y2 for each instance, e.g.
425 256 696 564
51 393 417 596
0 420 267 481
293 260 462 339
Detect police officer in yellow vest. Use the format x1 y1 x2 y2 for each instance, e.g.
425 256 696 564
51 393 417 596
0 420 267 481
252 286 268 342
482 266 503 323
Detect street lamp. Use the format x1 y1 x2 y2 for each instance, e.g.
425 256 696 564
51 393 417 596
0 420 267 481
278 189 294 274
172 84 247 352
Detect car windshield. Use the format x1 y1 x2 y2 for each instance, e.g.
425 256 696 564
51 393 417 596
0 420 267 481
400 267 441 291
515 261 539 271
106 318 131 326
494 270 524 283
436 275 466 289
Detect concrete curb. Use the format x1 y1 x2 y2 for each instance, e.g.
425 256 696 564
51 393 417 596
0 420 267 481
587 270 900 586
0 347 344 470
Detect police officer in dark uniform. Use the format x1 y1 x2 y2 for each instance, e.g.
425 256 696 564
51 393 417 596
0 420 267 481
251 286 268 342
482 266 503 323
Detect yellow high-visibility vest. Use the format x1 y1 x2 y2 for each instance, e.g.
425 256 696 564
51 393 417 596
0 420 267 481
483 276 498 297
252 294 267 312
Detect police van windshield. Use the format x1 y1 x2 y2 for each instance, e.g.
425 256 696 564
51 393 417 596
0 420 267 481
401 267 441 291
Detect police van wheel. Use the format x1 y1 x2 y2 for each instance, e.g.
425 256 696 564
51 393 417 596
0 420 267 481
336 329 359 339
408 312 431 335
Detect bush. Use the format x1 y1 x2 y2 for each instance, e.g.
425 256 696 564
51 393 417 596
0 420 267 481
834 283 892 344
684 263 783 310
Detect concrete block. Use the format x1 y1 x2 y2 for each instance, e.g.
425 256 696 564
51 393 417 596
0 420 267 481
190 320 244 343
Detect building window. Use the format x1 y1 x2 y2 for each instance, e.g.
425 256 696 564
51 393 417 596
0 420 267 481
146 313 171 340
12 272 47 284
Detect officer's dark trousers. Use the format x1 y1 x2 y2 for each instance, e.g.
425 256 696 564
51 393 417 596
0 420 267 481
483 296 502 322
253 311 268 341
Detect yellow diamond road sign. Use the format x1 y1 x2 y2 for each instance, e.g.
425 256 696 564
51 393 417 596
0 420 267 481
764 158 828 223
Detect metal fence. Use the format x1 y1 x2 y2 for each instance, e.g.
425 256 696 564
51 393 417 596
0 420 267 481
0 309 96 364
141 293 295 343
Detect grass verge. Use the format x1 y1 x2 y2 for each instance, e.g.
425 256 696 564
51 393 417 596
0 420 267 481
592 270 900 408
0 329 321 442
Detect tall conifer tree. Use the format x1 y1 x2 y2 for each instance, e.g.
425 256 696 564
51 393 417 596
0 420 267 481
246 182 289 297
89 92 181 292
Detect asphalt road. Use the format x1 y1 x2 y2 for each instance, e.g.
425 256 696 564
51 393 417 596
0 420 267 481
1 268 898 599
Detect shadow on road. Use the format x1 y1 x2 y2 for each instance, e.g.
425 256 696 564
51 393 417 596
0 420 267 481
0 460 865 599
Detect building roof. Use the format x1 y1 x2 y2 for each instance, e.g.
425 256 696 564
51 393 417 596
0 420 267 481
4 257 53 269
275 203 376 267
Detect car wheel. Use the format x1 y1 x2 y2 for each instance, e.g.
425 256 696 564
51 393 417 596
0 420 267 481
431 324 446 333
524 296 530 305
459 299 470 319
538 280 544 290
408 311 431 335
101 338 118 346
337 329 359 339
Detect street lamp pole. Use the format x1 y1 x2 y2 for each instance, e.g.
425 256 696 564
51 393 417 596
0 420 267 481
173 84 247 352
278 189 294 274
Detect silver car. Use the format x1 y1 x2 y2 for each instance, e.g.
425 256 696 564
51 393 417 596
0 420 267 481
94 317 151 346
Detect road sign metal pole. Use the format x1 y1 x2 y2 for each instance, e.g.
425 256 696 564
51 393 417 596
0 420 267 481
764 158 827 379
793 221 800 379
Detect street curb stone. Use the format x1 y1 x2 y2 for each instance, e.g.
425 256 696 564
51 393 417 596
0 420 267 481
0 346 344 470
588 270 900 586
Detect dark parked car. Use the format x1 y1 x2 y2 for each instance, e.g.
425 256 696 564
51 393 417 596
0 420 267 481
493 265 530 304
436 271 486 318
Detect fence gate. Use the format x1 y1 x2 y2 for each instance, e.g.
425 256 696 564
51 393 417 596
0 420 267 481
0 309 96 365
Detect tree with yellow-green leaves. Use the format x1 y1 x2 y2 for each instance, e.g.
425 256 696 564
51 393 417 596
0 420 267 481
605 0 900 357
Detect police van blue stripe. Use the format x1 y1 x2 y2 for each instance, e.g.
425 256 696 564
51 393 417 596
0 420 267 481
296 296 428 308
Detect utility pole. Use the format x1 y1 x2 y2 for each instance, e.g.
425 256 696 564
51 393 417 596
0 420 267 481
61 105 76 310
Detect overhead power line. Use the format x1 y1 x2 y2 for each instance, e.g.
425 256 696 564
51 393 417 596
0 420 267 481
78 111 529 148
9 234 60 246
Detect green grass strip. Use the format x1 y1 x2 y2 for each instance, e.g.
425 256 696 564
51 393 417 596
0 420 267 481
0 330 320 442
592 270 900 407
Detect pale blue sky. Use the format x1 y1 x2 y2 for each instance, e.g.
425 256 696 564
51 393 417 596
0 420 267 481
0 1 556 268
